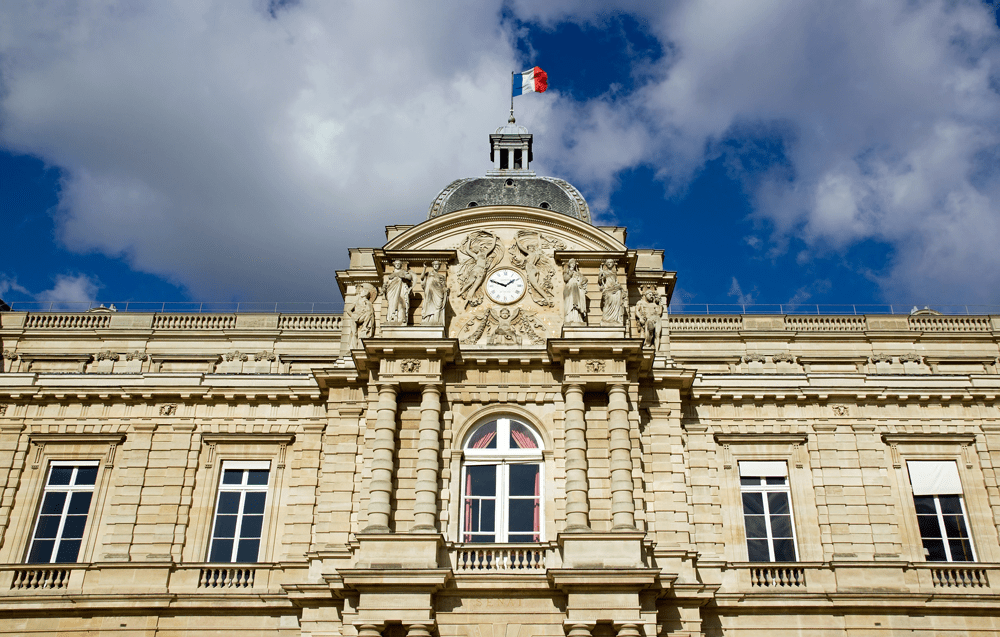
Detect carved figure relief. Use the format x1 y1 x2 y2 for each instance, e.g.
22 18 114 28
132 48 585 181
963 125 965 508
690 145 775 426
382 259 414 326
0 404 7 416
347 283 377 349
508 230 564 307
456 230 502 307
586 360 606 373
160 404 178 416
459 306 545 346
420 261 449 326
598 259 624 325
832 405 849 416
634 287 664 350
400 359 421 373
562 259 588 324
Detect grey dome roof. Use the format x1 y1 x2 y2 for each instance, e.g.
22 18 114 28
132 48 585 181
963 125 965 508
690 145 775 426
427 176 592 223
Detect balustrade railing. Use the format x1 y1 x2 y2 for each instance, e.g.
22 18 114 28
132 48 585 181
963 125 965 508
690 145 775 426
277 314 343 330
10 567 71 590
197 567 255 588
748 565 806 588
151 314 238 330
930 567 989 588
23 313 111 329
452 544 551 573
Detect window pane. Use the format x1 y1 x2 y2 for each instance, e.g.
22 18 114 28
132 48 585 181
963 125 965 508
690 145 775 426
509 464 539 497
508 533 536 543
740 477 762 486
509 422 538 449
213 514 237 538
240 515 264 539
767 492 789 515
61 515 87 539
917 515 943 539
246 469 269 485
216 492 240 514
75 466 98 486
210 539 234 562
938 495 963 515
243 492 266 515
479 499 495 533
765 477 787 486
466 465 496 496
469 534 495 543
769 515 793 538
744 515 767 539
772 539 796 562
942 515 969 539
923 538 947 561
467 423 498 449
508 499 537 533
747 539 770 562
913 496 937 514
27 540 55 564
54 539 82 563
235 539 260 563
222 469 243 484
742 493 764 515
34 515 61 539
40 492 67 515
68 492 92 515
48 466 72 485
949 539 975 562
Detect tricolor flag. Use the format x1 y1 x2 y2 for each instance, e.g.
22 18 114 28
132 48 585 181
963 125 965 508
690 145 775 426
513 67 548 97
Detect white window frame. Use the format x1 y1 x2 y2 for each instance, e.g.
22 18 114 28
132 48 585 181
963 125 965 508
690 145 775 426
25 461 100 564
738 461 799 563
461 417 544 544
207 460 271 564
906 460 976 562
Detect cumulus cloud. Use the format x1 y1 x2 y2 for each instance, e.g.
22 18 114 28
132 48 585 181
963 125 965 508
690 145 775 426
2 1 999 303
34 274 101 310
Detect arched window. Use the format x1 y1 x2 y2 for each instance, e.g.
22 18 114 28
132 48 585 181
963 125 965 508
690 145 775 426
461 417 543 543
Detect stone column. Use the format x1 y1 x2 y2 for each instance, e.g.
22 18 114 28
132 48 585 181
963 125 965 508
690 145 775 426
566 624 594 637
407 624 433 637
363 383 398 532
615 624 641 637
357 624 383 637
608 383 636 530
563 384 590 531
412 384 442 532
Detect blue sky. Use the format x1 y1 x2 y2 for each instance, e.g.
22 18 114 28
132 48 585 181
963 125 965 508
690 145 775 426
3 2 1000 312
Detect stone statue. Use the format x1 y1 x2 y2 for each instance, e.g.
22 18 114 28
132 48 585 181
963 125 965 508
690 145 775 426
634 288 664 350
420 260 449 326
459 306 546 346
508 230 564 307
456 230 500 307
347 283 377 349
562 258 588 324
599 259 624 326
381 259 414 326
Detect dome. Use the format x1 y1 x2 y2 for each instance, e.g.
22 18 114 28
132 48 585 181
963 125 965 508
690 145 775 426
495 121 529 135
427 176 592 223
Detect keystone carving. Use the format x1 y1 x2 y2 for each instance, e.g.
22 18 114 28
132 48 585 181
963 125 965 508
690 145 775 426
224 351 248 362
832 405 849 416
508 230 564 307
456 230 502 308
159 404 177 416
254 351 277 362
399 359 421 373
125 351 148 361
459 306 545 346
585 360 606 373
96 350 120 362
870 353 894 364
742 353 767 364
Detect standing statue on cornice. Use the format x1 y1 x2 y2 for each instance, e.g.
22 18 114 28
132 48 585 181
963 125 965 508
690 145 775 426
457 230 500 307
382 259 414 326
562 258 588 324
599 259 624 326
634 288 664 350
347 283 377 349
509 230 564 307
420 260 449 326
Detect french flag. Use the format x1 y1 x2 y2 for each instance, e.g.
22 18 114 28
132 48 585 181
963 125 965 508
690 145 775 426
513 67 548 97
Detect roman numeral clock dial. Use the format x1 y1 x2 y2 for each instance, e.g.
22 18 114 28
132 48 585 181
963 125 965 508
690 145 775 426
485 268 526 304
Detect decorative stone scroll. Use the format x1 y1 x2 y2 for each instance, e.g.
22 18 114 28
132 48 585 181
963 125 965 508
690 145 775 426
456 230 502 308
224 351 248 362
126 351 148 362
254 351 277 362
96 350 120 362
459 306 545 346
508 230 564 307
743 353 767 364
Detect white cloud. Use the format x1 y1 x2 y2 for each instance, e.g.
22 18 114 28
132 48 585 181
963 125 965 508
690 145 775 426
727 277 758 305
0 275 30 299
34 274 101 310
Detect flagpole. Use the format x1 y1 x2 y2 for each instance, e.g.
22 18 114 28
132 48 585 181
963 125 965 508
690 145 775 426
510 71 515 121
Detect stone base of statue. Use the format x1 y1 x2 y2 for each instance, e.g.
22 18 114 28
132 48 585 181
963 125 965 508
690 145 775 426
380 325 447 339
561 325 627 339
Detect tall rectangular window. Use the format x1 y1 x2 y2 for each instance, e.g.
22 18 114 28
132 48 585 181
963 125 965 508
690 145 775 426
26 462 99 564
907 460 975 562
208 461 270 563
739 461 798 562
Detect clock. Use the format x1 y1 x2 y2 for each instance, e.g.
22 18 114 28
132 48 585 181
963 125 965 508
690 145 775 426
485 268 526 304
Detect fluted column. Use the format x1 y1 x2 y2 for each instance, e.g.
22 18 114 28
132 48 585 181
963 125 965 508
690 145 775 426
363 383 398 532
412 384 442 532
563 384 590 531
608 383 636 530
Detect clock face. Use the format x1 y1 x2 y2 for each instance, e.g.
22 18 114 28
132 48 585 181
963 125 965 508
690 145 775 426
485 268 526 304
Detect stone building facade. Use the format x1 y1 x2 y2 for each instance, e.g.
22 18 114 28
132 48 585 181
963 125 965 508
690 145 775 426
1 122 999 636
